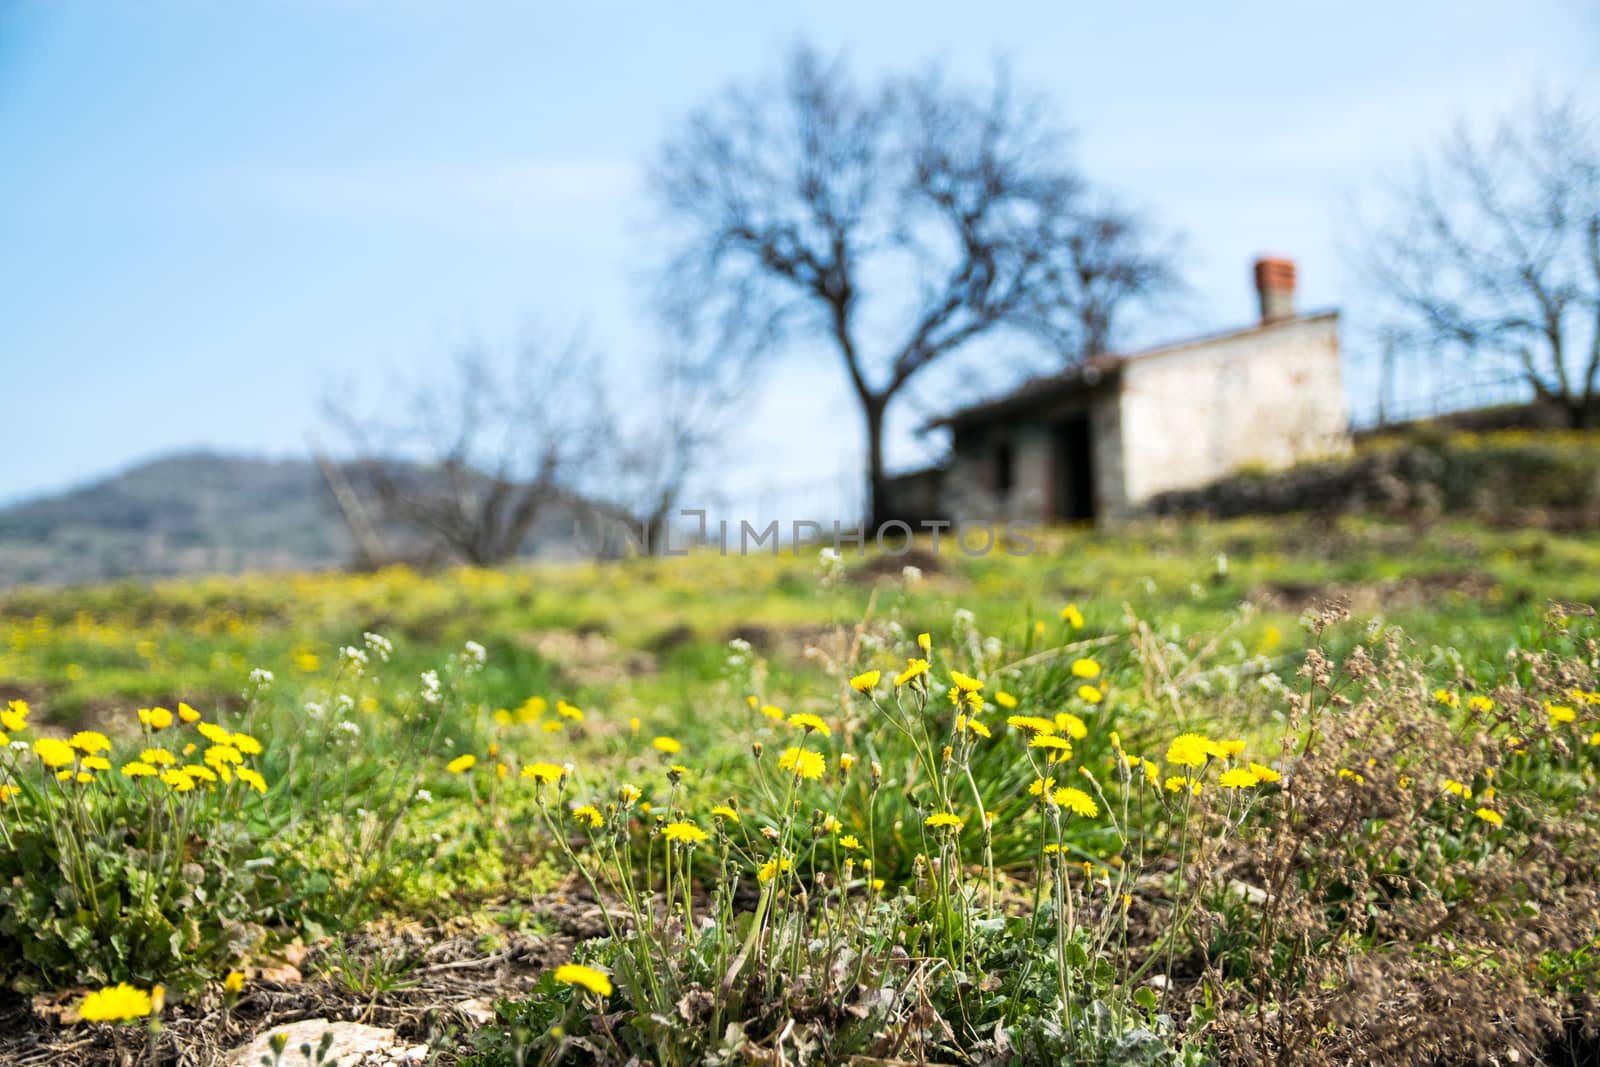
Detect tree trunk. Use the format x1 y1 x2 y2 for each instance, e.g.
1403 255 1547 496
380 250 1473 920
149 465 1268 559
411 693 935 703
864 395 889 529
1568 399 1592 430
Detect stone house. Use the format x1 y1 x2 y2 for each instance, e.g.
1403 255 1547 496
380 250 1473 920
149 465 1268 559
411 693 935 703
917 257 1348 523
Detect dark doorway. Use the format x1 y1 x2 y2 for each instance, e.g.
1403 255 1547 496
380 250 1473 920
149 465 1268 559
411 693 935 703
1053 415 1096 521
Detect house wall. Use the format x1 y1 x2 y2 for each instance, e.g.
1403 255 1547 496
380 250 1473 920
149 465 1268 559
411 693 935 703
945 384 1125 523
1115 313 1347 508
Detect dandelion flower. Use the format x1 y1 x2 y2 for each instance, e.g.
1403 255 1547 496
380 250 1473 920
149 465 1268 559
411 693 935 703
1030 734 1072 753
1443 779 1471 799
120 761 158 778
849 670 881 693
571 805 604 828
1007 715 1057 735
777 747 825 780
1219 739 1247 757
652 736 682 755
757 856 792 883
232 733 263 755
711 804 740 822
161 769 196 792
1247 762 1281 783
917 632 932 654
1028 777 1057 796
137 706 173 730
1 700 27 732
1054 712 1089 740
523 762 564 785
69 730 110 754
1467 695 1495 712
79 983 153 1023
34 738 76 769
788 713 831 737
1052 786 1098 818
556 701 585 721
957 716 991 739
553 963 612 997
894 658 930 686
1060 603 1084 628
141 748 176 766
1433 689 1459 708
1474 806 1503 827
948 670 983 693
80 756 111 772
1077 685 1104 704
446 754 477 774
925 812 964 832
177 702 201 724
840 834 861 850
236 767 267 793
1547 703 1577 725
1165 733 1219 768
1070 658 1100 679
994 691 1018 709
1218 767 1261 789
759 704 786 721
223 971 245 996
196 722 232 745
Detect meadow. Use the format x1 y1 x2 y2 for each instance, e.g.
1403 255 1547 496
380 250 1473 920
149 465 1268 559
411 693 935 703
1 515 1597 1066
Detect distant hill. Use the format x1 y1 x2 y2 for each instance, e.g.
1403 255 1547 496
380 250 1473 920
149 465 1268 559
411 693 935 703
0 451 611 588
0 452 356 587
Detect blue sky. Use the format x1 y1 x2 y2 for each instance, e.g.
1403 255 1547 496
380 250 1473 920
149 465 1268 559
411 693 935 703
2 0 1596 509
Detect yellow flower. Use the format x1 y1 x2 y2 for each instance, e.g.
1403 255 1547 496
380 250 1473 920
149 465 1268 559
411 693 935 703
1 699 27 732
1007 715 1057 735
652 736 682 755
553 963 612 997
138 706 173 730
1077 685 1104 704
917 632 932 654
232 733 263 755
994 691 1018 709
1547 703 1577 725
1467 695 1495 712
141 748 176 766
665 825 710 844
788 713 831 737
1030 735 1072 755
161 769 196 792
196 722 232 745
1165 733 1220 768
839 753 856 772
571 805 604 828
1164 775 1191 793
223 971 245 996
1443 779 1471 799
79 983 153 1023
759 704 786 721
556 701 585 722
1433 689 1459 708
446 754 477 774
205 744 243 768
1028 777 1057 796
1247 762 1281 783
957 716 991 739
1474 807 1503 827
523 762 565 785
80 756 111 772
1060 603 1084 628
925 812 964 832
1054 712 1089 740
236 767 268 793
120 761 158 777
849 670 881 693
1219 739 1247 757
757 856 792 883
1052 786 1098 818
840 834 861 850
777 747 825 780
894 658 930 686
1337 768 1365 784
711 804 740 822
948 670 983 693
1070 658 1100 679
34 738 76 769
183 764 218 783
1218 768 1260 789
177 702 201 724
69 730 110 754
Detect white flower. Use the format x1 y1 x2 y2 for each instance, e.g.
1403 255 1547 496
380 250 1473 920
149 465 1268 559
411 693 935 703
460 640 487 672
248 668 274 688
336 720 361 738
414 789 433 804
339 646 369 675
335 693 355 713
419 670 442 705
902 565 923 583
9 740 29 753
303 701 326 719
362 631 393 662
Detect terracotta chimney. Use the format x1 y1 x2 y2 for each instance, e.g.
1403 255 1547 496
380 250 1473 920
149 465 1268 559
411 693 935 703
1253 257 1297 324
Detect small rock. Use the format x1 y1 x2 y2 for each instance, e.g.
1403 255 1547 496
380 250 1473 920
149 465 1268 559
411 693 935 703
228 1018 426 1066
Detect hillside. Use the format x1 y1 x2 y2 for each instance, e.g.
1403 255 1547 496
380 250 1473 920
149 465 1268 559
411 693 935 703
0 452 355 587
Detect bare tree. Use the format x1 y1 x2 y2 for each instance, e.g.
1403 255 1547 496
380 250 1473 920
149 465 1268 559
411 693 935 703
1365 96 1600 427
327 334 605 567
652 44 1179 525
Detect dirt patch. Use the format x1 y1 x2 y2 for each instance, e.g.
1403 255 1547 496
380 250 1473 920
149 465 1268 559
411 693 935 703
1249 570 1511 616
0 928 564 1067
849 546 944 584
518 629 656 686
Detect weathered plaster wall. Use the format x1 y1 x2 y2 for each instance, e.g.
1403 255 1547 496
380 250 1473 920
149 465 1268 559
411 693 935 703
1116 313 1348 507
